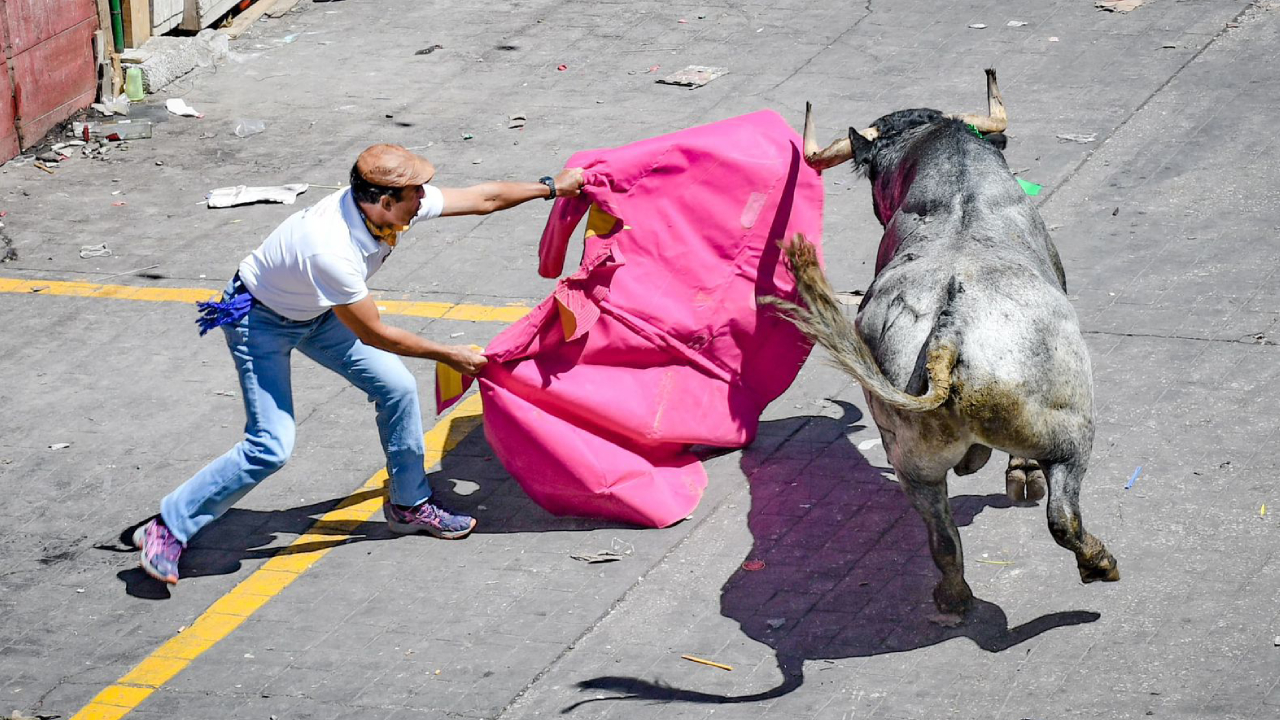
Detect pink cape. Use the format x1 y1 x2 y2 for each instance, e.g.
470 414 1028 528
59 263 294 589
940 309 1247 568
450 110 824 527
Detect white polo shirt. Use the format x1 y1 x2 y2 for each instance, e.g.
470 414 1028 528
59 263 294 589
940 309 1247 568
237 185 445 321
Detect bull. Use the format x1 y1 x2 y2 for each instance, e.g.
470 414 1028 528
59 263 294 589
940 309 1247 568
768 70 1120 619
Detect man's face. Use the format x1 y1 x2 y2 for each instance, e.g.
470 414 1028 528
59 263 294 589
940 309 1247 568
379 183 428 227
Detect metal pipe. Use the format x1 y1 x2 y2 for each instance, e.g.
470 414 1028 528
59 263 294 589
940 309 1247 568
108 0 125 52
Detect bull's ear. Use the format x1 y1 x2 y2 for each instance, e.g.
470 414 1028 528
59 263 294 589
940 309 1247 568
848 127 874 165
983 132 1008 151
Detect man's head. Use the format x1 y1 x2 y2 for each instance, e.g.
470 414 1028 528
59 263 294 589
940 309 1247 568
351 144 436 228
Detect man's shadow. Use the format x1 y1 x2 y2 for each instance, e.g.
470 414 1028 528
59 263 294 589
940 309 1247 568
107 412 630 599
104 490 400 600
569 400 1100 709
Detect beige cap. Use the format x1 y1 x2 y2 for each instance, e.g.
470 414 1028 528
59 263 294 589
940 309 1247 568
355 143 436 187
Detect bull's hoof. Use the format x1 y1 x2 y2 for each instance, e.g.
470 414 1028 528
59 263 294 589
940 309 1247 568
932 578 973 616
1006 458 1047 505
1079 552 1120 583
929 612 965 628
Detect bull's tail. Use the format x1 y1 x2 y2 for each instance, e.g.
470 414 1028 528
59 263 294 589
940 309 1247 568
764 234 958 414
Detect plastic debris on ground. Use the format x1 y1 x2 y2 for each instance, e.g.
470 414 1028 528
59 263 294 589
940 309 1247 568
570 537 634 563
1057 132 1097 143
969 23 988 29
1125 465 1143 490
569 550 625 563
1007 20 1029 27
1096 0 1146 11
92 93 131 116
656 65 727 88
233 119 266 138
79 243 112 259
165 98 204 118
48 443 71 450
415 44 443 55
508 113 527 129
73 119 153 141
742 560 766 571
207 183 309 208
1016 177 1043 196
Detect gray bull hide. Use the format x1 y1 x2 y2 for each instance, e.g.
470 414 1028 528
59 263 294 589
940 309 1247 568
767 70 1119 619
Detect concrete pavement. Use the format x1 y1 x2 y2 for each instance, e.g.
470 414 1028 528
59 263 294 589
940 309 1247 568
2 1 1278 718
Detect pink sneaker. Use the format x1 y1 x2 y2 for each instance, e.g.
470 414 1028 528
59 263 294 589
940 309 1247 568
385 499 476 539
132 518 182 584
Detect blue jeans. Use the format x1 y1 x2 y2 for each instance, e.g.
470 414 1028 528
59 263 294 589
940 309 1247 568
161 281 431 544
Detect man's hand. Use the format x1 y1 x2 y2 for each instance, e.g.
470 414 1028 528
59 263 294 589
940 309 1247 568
555 167 585 198
443 345 488 376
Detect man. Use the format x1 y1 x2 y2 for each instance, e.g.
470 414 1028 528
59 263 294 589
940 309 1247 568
134 143 585 584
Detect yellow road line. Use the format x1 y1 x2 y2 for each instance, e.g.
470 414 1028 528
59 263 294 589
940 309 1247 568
0 277 530 323
69 394 486 720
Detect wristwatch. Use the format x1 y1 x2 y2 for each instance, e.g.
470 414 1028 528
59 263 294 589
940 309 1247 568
538 176 556 200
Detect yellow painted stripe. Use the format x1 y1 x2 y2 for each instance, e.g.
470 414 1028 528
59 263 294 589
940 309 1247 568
68 394 485 720
0 277 529 322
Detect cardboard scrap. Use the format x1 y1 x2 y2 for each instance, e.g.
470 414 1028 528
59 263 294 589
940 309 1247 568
570 550 625 563
207 183 309 208
656 65 727 88
1096 0 1146 12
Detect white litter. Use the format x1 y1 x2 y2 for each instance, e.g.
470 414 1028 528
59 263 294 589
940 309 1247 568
165 98 204 118
1007 20 1029 27
207 183 309 208
857 438 883 451
1056 133 1098 144
969 23 988 29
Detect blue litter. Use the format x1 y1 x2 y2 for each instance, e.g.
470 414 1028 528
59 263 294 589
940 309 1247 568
1125 466 1143 490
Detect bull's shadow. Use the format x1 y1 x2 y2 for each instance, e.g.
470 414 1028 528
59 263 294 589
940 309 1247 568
571 400 1099 708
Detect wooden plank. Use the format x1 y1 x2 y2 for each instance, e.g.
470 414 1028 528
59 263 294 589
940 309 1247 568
0 19 20 162
222 0 283 39
11 18 97 147
121 0 149 48
94 0 111 40
5 0 98 55
265 0 301 18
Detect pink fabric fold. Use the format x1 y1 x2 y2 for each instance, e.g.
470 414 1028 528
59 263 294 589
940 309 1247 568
458 110 825 527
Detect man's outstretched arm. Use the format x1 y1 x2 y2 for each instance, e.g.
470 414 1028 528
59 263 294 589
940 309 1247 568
438 167 584 216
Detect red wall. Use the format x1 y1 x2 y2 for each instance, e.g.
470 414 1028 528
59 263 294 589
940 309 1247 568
1 0 99 161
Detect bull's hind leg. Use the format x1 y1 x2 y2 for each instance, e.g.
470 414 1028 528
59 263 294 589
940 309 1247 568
1044 459 1120 583
1006 457 1047 504
898 471 973 617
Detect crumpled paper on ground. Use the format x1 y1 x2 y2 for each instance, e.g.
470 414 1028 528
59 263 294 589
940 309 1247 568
207 184 309 208
1096 0 1145 12
165 98 204 118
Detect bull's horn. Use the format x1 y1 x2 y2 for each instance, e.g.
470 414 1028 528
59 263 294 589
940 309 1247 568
947 68 1008 134
803 102 868 171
